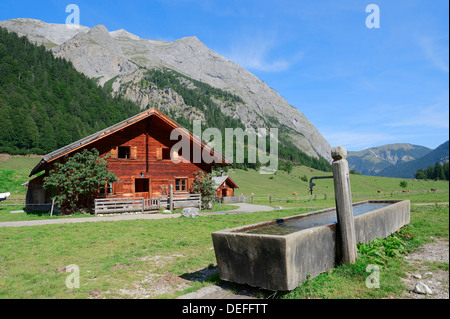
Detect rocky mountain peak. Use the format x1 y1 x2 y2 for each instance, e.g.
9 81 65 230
91 24 109 35
110 29 140 40
0 18 333 163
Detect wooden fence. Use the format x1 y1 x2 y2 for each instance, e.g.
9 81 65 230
225 189 449 204
94 197 160 215
160 194 202 210
222 195 247 204
0 197 25 206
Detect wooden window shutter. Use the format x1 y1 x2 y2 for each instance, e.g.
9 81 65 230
156 147 162 160
130 146 138 160
110 147 118 159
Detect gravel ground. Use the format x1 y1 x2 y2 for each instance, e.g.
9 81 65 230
0 203 274 228
401 238 449 299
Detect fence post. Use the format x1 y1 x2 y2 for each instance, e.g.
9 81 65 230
50 198 55 217
169 184 173 211
332 146 357 264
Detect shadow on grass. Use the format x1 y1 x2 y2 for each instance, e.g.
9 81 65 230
22 209 93 219
179 265 283 299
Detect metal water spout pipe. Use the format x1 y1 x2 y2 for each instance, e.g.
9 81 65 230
308 175 333 211
309 176 333 195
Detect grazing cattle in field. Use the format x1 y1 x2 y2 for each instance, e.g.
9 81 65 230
402 190 409 193
292 192 297 196
377 190 382 193
431 188 437 193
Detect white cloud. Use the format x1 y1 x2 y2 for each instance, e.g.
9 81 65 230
418 36 449 73
321 130 395 151
223 32 302 73
319 100 449 151
386 95 449 130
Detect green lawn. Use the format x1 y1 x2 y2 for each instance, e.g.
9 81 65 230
0 155 40 171
0 204 447 299
228 166 449 198
0 210 294 299
227 166 449 210
0 155 448 299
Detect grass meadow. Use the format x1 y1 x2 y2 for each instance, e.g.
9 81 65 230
0 155 448 299
0 204 448 299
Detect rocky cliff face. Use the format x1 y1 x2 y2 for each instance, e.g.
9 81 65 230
0 18 332 162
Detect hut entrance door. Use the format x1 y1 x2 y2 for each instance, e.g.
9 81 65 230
134 178 151 199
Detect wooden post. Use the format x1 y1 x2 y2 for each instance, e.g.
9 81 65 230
169 184 173 211
332 146 357 264
50 198 55 217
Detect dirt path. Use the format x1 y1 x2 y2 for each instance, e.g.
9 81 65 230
0 203 274 227
401 238 449 299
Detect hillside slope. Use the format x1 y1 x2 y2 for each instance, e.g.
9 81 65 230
226 166 449 198
0 18 332 163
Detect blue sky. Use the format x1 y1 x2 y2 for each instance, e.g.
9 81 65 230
0 0 448 151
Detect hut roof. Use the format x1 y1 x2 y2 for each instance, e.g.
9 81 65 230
211 175 239 190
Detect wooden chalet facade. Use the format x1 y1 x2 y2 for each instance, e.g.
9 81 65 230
25 108 231 211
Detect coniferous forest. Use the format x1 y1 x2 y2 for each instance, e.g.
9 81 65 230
415 162 449 181
0 27 140 154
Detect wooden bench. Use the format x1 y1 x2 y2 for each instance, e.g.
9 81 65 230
94 197 145 215
160 194 202 210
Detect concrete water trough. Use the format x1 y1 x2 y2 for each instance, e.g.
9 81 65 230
211 199 410 291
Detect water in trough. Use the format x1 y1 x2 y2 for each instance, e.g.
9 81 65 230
245 202 391 236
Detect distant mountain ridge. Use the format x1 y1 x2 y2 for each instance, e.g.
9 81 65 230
347 143 432 176
377 141 449 179
0 18 332 163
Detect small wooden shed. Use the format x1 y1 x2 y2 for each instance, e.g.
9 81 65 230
212 175 239 198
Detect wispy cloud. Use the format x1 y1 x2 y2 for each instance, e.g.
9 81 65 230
321 130 397 151
386 92 449 130
418 36 449 73
387 106 449 130
223 32 303 73
319 94 449 151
